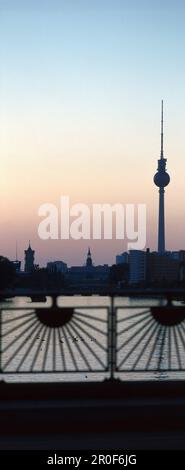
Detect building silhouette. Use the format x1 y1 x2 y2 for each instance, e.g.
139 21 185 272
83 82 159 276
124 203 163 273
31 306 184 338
47 260 68 274
67 248 109 286
24 241 35 273
11 242 21 272
86 247 93 267
146 250 179 284
12 260 21 273
116 252 129 265
129 250 146 284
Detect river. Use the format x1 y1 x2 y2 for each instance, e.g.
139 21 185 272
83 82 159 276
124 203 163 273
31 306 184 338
0 296 184 382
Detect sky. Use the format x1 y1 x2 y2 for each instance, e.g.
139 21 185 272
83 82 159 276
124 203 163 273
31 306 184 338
0 0 185 267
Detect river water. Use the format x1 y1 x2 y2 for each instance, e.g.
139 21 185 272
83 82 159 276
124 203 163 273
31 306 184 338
0 296 184 382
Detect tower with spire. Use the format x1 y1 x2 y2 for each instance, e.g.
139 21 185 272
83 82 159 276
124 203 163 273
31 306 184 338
153 101 170 253
86 247 93 267
24 241 35 273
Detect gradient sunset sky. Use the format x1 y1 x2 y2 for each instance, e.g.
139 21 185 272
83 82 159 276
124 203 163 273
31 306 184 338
1 0 185 267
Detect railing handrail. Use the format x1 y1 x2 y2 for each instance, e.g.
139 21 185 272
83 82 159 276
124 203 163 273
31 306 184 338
1 288 185 297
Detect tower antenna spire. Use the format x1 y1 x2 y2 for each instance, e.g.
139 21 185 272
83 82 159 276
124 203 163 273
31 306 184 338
160 99 164 158
16 241 18 261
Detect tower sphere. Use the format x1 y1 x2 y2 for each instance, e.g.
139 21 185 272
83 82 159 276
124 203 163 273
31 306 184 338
154 171 170 187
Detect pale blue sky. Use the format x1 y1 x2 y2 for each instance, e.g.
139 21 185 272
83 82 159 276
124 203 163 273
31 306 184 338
0 0 185 266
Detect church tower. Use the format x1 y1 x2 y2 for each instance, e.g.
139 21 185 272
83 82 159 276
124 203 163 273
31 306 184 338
24 241 35 273
86 247 93 267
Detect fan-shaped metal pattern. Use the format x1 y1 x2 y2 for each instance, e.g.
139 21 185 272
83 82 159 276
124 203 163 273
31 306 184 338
0 304 108 373
116 307 185 372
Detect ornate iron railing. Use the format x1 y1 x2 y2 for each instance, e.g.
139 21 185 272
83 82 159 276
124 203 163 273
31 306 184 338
0 291 184 379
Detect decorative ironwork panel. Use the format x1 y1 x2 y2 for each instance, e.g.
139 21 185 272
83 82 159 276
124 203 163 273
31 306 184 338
0 294 185 379
0 299 108 374
116 305 185 372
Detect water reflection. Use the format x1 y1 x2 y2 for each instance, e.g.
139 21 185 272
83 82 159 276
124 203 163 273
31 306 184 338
0 296 184 382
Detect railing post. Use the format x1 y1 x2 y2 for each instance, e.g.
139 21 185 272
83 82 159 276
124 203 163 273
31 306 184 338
108 296 116 380
0 309 2 373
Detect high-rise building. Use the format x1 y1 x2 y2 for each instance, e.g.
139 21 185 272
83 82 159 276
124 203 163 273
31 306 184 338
116 252 129 265
129 250 146 284
24 241 35 273
154 101 170 253
146 251 179 284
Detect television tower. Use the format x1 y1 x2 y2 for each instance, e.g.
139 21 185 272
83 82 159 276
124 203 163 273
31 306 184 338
153 101 170 253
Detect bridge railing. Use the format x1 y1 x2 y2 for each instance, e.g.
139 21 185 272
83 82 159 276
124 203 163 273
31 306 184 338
0 291 184 380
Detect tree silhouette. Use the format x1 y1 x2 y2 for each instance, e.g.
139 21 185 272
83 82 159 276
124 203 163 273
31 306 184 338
0 256 16 290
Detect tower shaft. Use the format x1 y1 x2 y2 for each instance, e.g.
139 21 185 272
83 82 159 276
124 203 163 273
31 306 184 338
158 187 165 253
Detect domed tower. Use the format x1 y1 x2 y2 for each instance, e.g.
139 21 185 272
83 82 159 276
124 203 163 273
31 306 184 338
86 247 93 267
154 101 170 253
